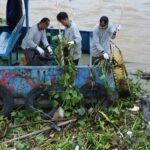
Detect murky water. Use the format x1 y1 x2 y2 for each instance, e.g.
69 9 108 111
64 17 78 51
0 0 150 70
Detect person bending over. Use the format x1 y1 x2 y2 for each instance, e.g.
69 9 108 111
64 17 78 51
21 17 53 66
92 16 117 64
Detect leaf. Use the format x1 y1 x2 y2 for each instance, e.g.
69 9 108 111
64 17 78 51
11 111 17 117
52 100 59 108
65 111 72 117
78 119 86 127
99 110 114 124
14 141 29 150
52 35 58 41
35 134 46 145
54 93 59 99
66 94 71 100
77 106 86 116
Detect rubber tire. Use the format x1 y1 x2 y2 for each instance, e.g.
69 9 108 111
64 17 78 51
0 86 14 117
25 87 56 120
112 49 130 97
79 82 112 107
25 87 44 111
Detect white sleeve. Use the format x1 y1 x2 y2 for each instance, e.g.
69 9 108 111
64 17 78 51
26 28 38 48
41 30 49 48
72 26 82 44
93 29 104 52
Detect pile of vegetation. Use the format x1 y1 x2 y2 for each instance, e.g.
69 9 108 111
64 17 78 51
0 37 149 149
0 78 149 149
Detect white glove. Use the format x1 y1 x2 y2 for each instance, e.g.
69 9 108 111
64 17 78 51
103 53 109 60
116 24 121 31
58 34 62 40
68 41 75 46
113 25 121 35
47 46 53 55
36 46 45 56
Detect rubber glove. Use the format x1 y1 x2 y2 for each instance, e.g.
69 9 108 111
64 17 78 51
58 34 62 40
68 41 75 46
47 46 53 55
36 46 45 56
103 53 109 60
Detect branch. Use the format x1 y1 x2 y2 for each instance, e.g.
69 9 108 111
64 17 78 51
1 118 77 145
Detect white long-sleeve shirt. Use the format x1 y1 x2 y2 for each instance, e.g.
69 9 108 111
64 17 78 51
64 21 82 60
92 22 116 57
21 24 49 50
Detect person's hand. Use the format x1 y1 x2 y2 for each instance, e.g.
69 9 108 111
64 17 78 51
116 24 121 31
103 53 109 60
113 25 121 35
36 46 45 56
68 41 75 46
47 46 53 55
58 34 62 40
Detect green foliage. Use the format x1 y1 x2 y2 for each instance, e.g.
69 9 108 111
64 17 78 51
0 115 8 133
129 79 142 100
94 61 115 96
1 76 149 149
47 37 83 109
14 141 30 150
35 133 47 145
11 110 41 125
0 144 8 150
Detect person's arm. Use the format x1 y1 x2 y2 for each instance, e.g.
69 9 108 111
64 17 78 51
41 30 53 55
109 23 117 39
93 29 105 53
41 30 49 48
72 25 82 44
26 28 38 48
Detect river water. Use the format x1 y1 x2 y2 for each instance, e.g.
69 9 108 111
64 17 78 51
0 0 150 71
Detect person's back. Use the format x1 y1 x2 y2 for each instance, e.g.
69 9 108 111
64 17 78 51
21 24 48 50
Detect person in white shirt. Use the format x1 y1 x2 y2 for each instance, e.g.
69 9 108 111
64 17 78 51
21 17 53 65
92 16 117 64
57 12 82 65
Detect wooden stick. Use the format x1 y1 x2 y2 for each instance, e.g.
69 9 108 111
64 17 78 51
9 120 50 129
1 118 77 145
10 117 76 129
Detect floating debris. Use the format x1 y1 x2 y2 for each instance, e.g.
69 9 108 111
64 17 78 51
129 105 140 112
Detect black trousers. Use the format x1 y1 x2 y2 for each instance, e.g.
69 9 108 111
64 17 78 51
73 59 79 65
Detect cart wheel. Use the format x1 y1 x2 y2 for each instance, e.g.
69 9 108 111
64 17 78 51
112 49 130 97
79 82 112 107
25 87 54 119
0 86 14 117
